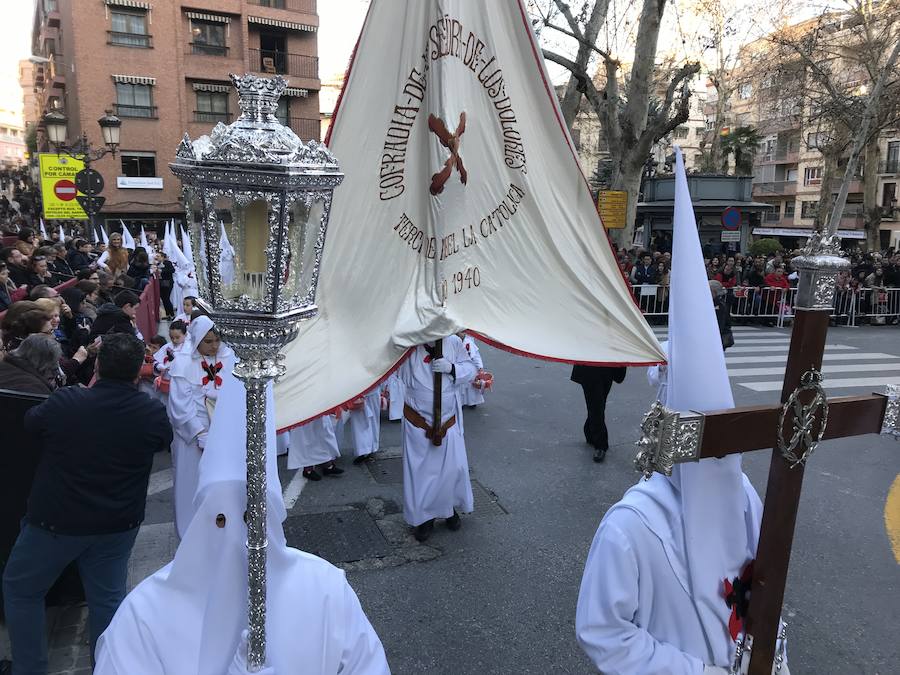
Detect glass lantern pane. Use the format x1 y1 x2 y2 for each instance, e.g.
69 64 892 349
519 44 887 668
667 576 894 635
189 194 209 299
283 197 325 306
215 195 272 306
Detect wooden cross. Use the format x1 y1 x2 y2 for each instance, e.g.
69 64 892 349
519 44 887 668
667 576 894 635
633 241 899 674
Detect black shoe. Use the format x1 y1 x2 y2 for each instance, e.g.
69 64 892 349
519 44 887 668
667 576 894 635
413 519 435 542
445 511 461 531
593 447 607 463
352 453 373 465
321 463 344 476
302 467 322 481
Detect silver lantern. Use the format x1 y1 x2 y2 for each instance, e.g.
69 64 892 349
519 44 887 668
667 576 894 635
170 73 343 670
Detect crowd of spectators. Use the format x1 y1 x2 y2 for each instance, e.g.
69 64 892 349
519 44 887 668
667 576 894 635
0 215 168 390
612 243 900 325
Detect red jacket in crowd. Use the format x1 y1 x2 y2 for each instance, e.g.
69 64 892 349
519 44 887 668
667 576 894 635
764 273 791 290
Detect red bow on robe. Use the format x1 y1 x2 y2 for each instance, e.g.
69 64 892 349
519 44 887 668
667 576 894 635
723 560 754 641
201 360 223 388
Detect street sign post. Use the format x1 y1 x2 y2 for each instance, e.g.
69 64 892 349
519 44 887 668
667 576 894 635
597 190 628 230
39 153 88 219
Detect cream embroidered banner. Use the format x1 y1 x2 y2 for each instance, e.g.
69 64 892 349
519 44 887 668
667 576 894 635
274 0 664 429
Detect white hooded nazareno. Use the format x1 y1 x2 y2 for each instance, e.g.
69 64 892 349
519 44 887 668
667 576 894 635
95 357 391 674
575 148 782 674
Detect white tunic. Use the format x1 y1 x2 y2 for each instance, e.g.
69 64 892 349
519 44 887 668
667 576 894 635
167 342 235 538
458 335 486 408
575 474 762 674
94 482 390 675
278 415 342 470
385 373 404 421
399 336 476 526
346 389 381 458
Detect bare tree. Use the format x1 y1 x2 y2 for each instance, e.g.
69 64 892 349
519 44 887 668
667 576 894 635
532 0 700 245
764 0 900 249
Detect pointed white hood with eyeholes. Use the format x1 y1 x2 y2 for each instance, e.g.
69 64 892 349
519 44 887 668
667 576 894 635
611 148 763 665
95 367 390 674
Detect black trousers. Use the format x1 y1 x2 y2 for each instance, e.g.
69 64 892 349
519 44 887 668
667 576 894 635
579 378 613 451
160 282 174 316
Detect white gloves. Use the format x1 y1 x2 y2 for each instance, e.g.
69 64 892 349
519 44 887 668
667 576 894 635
196 432 208 450
431 358 453 374
226 630 276 675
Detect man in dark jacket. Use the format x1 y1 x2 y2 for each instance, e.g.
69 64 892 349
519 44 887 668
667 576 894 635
2 333 172 672
88 290 140 340
571 365 626 463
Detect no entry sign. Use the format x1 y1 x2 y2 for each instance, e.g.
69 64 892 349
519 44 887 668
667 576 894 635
54 179 77 201
39 153 88 219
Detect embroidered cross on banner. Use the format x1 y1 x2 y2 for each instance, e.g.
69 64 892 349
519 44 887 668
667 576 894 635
428 112 468 196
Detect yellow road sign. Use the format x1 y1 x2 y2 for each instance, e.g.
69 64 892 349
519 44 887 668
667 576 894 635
597 190 628 229
39 153 88 220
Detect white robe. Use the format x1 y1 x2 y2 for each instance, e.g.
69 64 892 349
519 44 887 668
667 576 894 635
458 335 485 407
94 485 389 675
575 474 762 674
167 344 235 538
96 369 390 675
347 390 380 458
278 415 342 470
385 373 404 421
399 336 476 526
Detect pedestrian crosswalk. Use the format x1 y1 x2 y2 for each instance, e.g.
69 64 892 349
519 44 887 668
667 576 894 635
650 325 900 395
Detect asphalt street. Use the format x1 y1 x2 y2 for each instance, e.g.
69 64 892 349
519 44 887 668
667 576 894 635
39 323 900 675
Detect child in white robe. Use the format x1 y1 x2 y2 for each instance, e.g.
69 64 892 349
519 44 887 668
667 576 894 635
457 331 486 408
399 335 476 542
277 414 343 482
166 316 235 538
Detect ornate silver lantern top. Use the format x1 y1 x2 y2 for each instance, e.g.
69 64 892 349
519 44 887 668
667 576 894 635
174 74 339 170
170 73 344 353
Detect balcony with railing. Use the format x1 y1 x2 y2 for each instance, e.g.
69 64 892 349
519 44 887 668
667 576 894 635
107 30 152 48
249 49 318 79
113 103 158 119
829 178 864 194
248 0 317 12
878 159 900 174
752 181 797 196
289 117 320 141
48 54 65 89
756 148 800 165
194 110 232 124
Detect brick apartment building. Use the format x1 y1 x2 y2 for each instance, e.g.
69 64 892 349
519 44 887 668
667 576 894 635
30 0 320 232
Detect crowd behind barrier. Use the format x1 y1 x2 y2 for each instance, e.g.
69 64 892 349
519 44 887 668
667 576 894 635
616 240 900 329
631 283 900 327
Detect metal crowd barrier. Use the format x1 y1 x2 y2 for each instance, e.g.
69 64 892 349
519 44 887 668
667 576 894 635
631 284 900 327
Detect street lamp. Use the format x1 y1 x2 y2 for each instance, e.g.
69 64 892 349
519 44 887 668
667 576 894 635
42 108 122 241
169 73 343 670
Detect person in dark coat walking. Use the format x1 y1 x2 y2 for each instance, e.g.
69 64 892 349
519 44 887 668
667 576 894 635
571 365 626 463
2 334 172 672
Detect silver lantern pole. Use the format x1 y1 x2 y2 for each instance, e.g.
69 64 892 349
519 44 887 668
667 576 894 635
170 74 343 669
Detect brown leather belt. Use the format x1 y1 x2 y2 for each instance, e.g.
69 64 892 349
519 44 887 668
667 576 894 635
403 404 456 444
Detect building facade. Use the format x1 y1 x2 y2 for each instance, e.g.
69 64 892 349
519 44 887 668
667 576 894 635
30 0 320 231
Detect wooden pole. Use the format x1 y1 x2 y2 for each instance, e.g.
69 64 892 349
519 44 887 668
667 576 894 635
746 309 829 673
431 338 443 446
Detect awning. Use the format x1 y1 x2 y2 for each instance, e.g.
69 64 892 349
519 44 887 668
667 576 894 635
637 199 774 212
752 227 866 239
112 74 156 85
248 16 316 33
186 11 230 24
192 82 231 93
284 87 309 97
105 0 151 8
